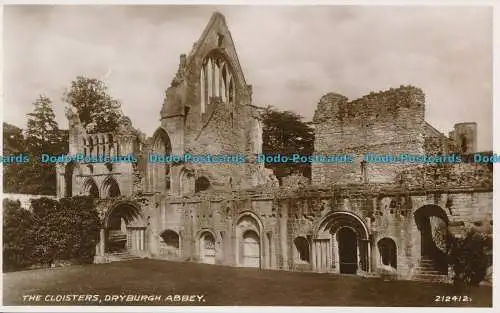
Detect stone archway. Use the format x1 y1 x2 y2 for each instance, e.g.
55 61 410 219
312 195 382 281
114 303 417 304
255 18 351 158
149 127 172 193
199 231 216 264
294 236 310 263
315 211 370 274
104 202 146 255
414 205 449 273
101 176 121 198
377 237 397 269
82 177 99 198
160 230 180 257
235 213 263 268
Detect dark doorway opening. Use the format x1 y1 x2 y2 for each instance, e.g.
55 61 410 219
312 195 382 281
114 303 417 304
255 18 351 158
338 227 358 274
378 238 397 269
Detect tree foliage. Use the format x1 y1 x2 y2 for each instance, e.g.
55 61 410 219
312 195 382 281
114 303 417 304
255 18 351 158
261 106 315 181
25 95 65 154
448 221 493 287
63 76 123 134
3 96 67 195
58 196 101 264
2 199 37 272
31 198 64 266
2 196 102 271
3 122 25 154
31 196 101 266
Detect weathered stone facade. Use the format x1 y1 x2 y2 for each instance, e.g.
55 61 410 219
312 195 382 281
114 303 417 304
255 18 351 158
55 12 492 282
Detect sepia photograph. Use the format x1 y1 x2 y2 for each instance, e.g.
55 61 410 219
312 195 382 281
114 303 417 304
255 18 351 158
1 3 494 308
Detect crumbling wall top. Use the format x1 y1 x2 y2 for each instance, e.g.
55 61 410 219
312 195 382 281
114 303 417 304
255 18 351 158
313 85 425 124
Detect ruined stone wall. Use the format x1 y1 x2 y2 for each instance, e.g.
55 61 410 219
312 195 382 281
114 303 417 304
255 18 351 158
397 163 493 190
423 122 456 155
450 123 478 154
144 176 491 280
150 190 279 268
56 143 140 199
312 86 426 186
158 13 268 192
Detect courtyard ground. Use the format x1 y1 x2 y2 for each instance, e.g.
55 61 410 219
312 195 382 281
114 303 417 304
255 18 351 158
3 259 492 307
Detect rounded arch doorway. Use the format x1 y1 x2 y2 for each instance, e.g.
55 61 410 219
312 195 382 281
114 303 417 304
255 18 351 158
199 231 216 264
315 211 370 274
235 213 263 268
104 202 146 254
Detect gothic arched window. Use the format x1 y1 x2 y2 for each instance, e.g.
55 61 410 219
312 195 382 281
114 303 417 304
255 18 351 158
200 51 236 114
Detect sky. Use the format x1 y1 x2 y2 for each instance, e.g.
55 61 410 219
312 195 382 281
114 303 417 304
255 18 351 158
3 5 493 151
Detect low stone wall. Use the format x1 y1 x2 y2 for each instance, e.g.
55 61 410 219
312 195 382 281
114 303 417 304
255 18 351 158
2 193 57 211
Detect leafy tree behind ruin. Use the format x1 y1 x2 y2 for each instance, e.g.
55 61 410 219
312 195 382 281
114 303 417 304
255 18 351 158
63 76 123 134
3 96 68 195
25 95 65 154
261 106 315 182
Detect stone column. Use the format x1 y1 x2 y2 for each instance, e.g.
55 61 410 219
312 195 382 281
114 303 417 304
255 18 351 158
321 240 328 272
94 135 99 157
104 135 108 158
327 239 332 272
203 65 208 110
279 205 288 270
316 241 321 272
367 240 371 272
371 239 378 272
311 239 316 271
211 59 216 97
332 235 339 272
96 135 101 157
218 64 223 98
200 67 205 113
100 228 105 256
313 241 318 271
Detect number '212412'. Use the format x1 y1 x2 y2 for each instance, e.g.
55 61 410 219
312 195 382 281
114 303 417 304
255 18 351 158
434 296 471 303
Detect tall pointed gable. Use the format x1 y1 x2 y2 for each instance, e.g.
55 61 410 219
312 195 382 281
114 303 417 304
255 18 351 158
186 11 247 88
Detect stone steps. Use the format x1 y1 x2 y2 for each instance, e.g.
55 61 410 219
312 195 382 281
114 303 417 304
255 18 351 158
413 273 449 283
107 252 143 262
414 258 449 283
414 269 443 275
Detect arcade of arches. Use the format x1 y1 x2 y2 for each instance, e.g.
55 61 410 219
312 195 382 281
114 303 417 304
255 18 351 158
91 201 459 277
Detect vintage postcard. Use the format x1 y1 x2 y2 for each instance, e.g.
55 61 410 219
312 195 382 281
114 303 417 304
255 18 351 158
1 2 495 310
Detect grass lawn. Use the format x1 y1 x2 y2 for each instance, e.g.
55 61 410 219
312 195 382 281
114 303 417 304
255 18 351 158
3 259 492 307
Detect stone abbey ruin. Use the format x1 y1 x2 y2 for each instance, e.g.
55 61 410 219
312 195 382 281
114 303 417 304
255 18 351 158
56 12 492 282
